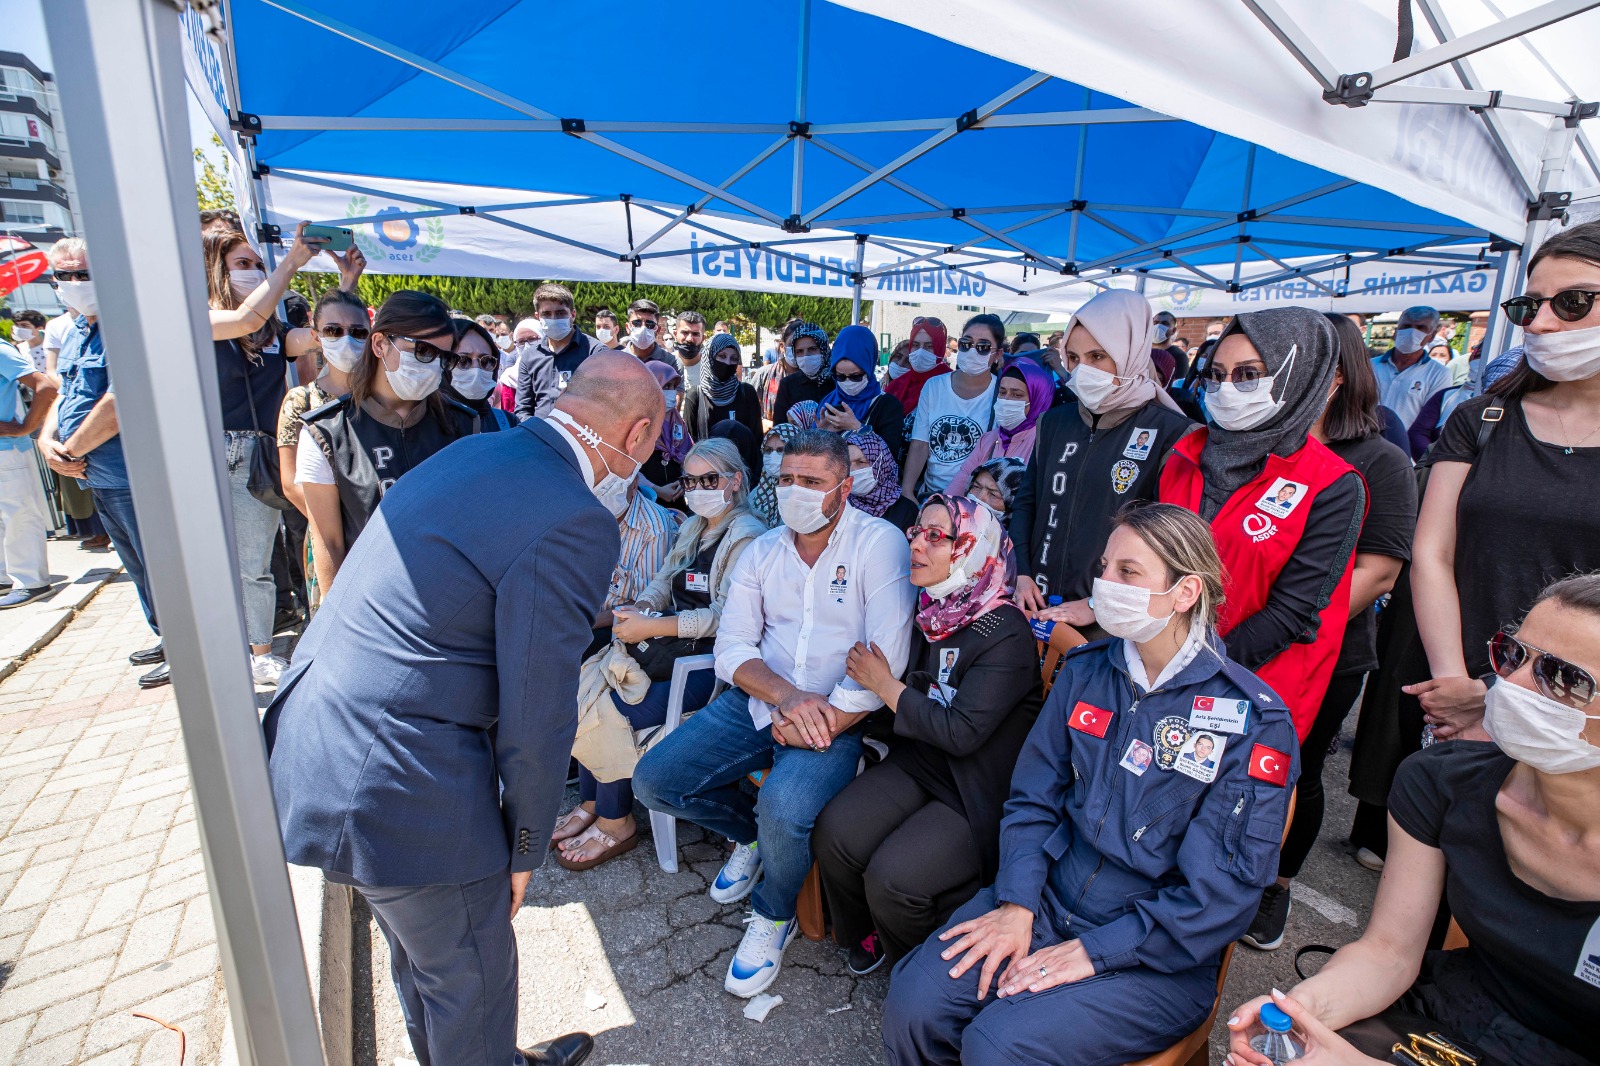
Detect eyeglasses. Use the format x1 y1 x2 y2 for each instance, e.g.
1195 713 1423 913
1198 364 1269 392
834 370 868 383
906 525 955 546
1500 288 1600 327
629 318 658 329
449 353 498 371
317 324 370 341
680 472 729 491
1489 630 1598 708
394 336 451 364
956 340 995 354
50 270 90 283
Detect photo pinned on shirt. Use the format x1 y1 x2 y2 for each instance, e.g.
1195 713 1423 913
1255 477 1308 519
1173 731 1226 784
937 647 960 684
1575 915 1600 990
830 565 849 600
684 571 710 592
1119 738 1154 777
559 370 572 389
928 681 957 708
1122 427 1155 461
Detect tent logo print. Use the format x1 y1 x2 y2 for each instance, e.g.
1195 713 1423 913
348 196 443 265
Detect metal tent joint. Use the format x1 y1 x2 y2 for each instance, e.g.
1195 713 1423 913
1529 190 1573 221
1568 101 1600 128
1069 199 1087 211
561 118 586 134
1322 72 1374 107
229 110 262 138
254 221 281 245
1237 208 1258 222
788 120 812 138
1227 281 1243 293
955 108 980 132
782 215 810 233
458 205 475 214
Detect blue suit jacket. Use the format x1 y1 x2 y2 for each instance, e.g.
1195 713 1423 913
263 418 618 888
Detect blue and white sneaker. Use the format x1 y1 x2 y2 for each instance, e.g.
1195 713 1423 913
709 841 762 904
724 913 798 998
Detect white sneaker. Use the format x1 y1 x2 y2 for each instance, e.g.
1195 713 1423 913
251 653 287 687
709 841 762 904
1355 847 1386 871
724 913 797 998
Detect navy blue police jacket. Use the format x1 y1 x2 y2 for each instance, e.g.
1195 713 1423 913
994 636 1300 975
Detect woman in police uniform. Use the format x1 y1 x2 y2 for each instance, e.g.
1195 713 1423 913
882 503 1299 1066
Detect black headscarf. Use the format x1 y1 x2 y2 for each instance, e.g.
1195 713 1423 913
1199 307 1339 519
710 418 761 485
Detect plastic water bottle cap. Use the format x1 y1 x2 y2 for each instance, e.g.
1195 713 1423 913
1259 1003 1293 1033
1047 595 1063 606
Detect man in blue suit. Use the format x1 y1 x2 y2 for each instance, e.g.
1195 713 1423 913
264 352 664 1066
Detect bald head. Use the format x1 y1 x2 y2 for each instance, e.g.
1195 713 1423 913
555 351 664 464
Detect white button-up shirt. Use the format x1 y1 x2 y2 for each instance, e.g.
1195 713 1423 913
715 503 915 730
1371 350 1452 430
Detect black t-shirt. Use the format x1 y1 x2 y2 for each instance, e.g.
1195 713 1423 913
1389 743 1600 1060
1423 396 1600 676
1326 432 1417 675
214 334 288 433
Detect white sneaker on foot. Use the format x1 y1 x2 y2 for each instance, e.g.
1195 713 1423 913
724 913 797 998
251 653 287 687
1355 847 1385 871
709 841 762 904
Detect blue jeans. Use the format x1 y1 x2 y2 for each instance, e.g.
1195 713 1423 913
225 433 280 647
577 670 715 820
633 686 863 921
91 486 157 634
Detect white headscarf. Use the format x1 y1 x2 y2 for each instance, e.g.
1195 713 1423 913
1064 289 1185 415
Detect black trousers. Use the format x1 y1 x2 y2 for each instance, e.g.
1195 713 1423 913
1279 671 1367 879
271 508 308 615
813 760 982 963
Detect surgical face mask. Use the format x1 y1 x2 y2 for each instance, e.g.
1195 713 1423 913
663 389 678 409
320 335 365 373
540 316 572 342
1393 327 1428 354
1207 346 1295 433
451 367 495 400
685 487 731 519
1072 363 1134 415
956 349 991 377
776 482 840 534
797 353 824 378
1483 677 1600 774
849 466 877 497
229 268 267 300
1522 322 1600 382
886 363 910 380
596 327 615 345
629 325 656 349
550 409 640 517
837 376 869 397
57 279 98 317
384 341 442 402
1092 576 1183 643
495 333 514 351
909 348 940 373
993 397 1028 430
1153 323 1172 345
10 327 34 343
762 451 784 479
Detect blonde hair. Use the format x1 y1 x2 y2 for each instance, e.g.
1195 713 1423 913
684 438 749 509
1112 503 1226 633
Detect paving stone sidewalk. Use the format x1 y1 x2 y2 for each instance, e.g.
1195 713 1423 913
0 577 233 1066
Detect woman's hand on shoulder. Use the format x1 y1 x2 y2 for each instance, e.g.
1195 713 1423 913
1224 989 1385 1066
936 901 1034 1001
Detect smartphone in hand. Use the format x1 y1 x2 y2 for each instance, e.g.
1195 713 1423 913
299 224 353 252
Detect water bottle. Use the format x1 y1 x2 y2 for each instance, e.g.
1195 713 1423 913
1030 595 1063 641
1249 1002 1304 1063
1421 722 1437 748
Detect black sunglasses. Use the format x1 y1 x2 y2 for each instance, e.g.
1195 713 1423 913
394 336 451 364
956 339 996 354
317 324 370 340
1199 365 1269 393
448 353 498 371
50 270 90 283
680 472 729 491
834 370 868 383
629 318 658 329
1500 288 1600 328
1489 630 1598 709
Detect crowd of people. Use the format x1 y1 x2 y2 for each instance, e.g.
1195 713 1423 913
7 210 1598 1066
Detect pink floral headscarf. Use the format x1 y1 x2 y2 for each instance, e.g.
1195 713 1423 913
914 493 1016 642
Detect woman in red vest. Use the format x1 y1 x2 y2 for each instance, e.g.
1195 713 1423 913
1159 307 1366 742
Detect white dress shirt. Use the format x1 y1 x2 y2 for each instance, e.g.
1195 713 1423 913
1371 350 1451 430
715 503 915 730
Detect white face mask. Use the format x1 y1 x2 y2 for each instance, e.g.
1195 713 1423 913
762 451 783 479
1483 677 1600 774
1073 363 1137 415
495 333 514 352
596 327 615 345
540 316 572 342
57 279 98 317
776 482 840 534
956 349 991 377
849 467 877 497
1092 576 1183 643
1393 327 1429 354
1153 323 1172 345
1522 322 1600 382
1207 345 1295 432
630 325 656 349
320 335 365 373
797 353 824 378
228 267 267 300
886 363 910 380
685 487 731 519
550 409 639 517
837 376 869 397
909 348 940 373
383 340 442 402
993 397 1028 430
10 327 34 343
451 367 495 400
663 389 678 409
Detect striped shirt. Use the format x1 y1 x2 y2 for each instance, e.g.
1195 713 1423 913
608 491 683 611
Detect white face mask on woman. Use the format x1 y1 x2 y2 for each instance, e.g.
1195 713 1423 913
762 451 783 479
956 349 991 377
797 353 824 378
1091 576 1183 643
849 467 877 497
993 398 1028 430
1522 322 1600 382
685 488 731 519
776 483 839 534
1072 363 1136 415
384 340 442 402
229 267 267 300
320 335 365 373
886 363 910 380
451 367 495 400
1483 677 1600 774
1207 345 1296 432
909 348 940 373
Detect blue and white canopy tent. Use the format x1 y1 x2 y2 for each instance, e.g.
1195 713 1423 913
205 0 1597 325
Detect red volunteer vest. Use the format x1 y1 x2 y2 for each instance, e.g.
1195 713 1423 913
1160 430 1360 741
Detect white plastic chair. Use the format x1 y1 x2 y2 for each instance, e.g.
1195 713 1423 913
639 653 718 873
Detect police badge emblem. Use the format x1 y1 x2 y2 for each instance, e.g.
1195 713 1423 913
1111 459 1139 495
1153 715 1191 770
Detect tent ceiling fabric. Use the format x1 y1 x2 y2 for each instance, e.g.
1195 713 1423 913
227 0 1598 307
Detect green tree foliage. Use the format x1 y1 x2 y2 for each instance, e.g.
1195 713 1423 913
193 133 237 212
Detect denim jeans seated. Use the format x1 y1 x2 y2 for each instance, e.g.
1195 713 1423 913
633 685 862 922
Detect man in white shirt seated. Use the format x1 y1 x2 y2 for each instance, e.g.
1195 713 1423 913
634 429 914 1000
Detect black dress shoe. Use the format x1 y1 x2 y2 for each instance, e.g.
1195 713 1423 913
128 642 165 666
137 662 171 689
519 1032 594 1066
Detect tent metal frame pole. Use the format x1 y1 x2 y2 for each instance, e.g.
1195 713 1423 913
630 203 857 281
865 237 1031 295
791 0 810 221
632 137 790 256
44 3 325 1064
1068 86 1090 265
1363 0 1600 91
1234 144 1257 286
1481 249 1521 365
1237 0 1340 90
850 234 866 321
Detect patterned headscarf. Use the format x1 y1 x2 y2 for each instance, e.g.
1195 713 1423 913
701 333 743 408
844 430 902 518
646 360 693 465
790 322 832 382
975 456 1026 510
914 494 1016 642
750 423 799 528
786 399 822 429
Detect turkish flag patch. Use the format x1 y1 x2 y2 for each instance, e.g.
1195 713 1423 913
1068 701 1113 739
1248 744 1290 786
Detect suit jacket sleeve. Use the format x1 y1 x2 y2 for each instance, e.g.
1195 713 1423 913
515 350 560 420
494 500 618 872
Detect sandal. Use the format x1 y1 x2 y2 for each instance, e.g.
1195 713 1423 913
554 823 638 872
550 807 597 848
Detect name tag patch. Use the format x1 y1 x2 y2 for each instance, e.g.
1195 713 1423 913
685 571 710 592
1189 695 1251 735
1068 701 1113 739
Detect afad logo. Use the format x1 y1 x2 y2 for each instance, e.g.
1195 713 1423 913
1242 512 1277 543
348 196 444 265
